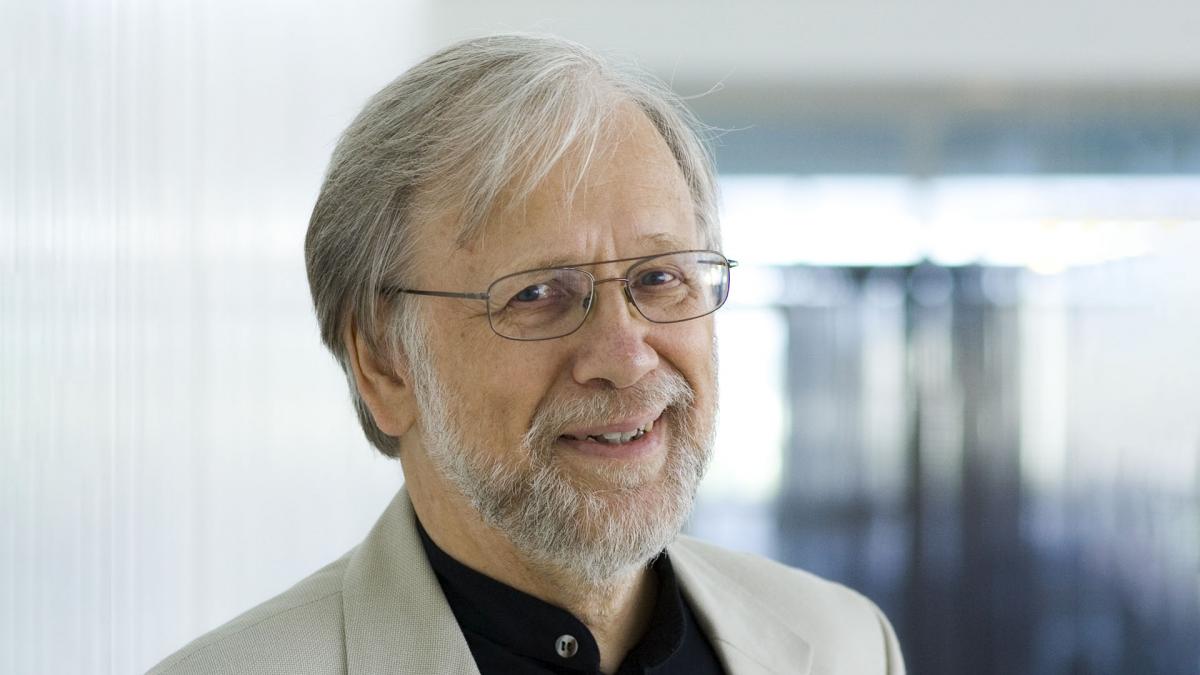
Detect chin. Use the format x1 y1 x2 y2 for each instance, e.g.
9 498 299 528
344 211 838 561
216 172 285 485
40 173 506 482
556 443 670 493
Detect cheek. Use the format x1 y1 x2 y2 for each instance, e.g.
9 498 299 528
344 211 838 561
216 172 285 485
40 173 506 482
667 324 720 415
461 343 566 443
660 320 717 378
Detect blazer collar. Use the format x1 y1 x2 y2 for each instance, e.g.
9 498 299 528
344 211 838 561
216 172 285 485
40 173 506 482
669 539 813 675
341 487 481 675
341 487 811 675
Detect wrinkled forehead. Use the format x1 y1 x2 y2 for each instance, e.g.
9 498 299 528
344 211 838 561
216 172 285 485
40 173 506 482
414 107 700 281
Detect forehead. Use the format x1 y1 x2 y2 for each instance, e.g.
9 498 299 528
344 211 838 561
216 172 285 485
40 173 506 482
425 107 698 283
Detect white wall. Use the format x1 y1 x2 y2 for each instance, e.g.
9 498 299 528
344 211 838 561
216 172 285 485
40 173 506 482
1 2 429 672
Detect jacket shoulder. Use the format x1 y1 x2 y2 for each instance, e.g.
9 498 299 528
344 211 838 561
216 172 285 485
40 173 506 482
148 551 353 675
671 535 905 674
673 535 874 612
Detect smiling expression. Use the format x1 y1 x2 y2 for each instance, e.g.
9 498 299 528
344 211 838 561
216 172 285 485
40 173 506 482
402 104 719 580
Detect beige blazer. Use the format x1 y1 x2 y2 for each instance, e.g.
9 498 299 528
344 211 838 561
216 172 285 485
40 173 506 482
149 488 904 674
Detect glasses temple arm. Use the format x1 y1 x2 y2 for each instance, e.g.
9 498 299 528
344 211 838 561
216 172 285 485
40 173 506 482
384 288 489 301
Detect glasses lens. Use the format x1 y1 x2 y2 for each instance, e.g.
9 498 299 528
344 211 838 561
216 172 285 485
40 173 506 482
487 267 592 339
627 251 730 323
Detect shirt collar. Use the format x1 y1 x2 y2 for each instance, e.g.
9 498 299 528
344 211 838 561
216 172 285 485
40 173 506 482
415 517 687 672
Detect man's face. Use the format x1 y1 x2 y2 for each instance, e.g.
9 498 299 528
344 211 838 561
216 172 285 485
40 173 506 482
405 106 718 583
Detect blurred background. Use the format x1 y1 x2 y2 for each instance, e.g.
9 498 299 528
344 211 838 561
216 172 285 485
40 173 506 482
3 1 1199 673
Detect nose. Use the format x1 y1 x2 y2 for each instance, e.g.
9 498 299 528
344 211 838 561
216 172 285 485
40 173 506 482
569 278 659 389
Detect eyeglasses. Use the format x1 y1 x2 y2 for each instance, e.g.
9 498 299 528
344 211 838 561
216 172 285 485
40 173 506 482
383 249 737 341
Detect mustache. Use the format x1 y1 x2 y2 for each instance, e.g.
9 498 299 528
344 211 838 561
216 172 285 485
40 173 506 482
523 371 696 448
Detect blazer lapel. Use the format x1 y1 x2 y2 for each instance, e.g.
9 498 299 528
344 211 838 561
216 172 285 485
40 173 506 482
341 487 482 675
339 488 813 674
669 540 813 675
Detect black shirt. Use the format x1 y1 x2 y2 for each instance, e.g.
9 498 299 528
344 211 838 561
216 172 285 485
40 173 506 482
416 519 726 675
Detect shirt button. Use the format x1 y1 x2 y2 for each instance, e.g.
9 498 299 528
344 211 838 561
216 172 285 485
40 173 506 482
555 634 579 658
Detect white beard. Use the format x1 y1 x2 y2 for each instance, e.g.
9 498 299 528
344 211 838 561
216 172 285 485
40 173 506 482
407 351 715 587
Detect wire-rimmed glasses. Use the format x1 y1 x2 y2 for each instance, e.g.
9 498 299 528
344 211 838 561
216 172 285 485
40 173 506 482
383 249 737 341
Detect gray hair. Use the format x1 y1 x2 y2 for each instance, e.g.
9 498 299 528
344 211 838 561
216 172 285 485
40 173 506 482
304 33 720 457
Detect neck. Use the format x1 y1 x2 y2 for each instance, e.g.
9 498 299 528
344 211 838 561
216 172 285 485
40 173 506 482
403 453 658 673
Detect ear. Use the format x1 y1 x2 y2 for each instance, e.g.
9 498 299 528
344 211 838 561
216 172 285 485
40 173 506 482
344 320 418 438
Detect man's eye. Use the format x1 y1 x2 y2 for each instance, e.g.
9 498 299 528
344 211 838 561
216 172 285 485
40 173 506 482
637 269 678 287
512 284 554 303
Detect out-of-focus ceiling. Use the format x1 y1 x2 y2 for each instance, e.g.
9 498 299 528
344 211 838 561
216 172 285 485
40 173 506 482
430 0 1200 87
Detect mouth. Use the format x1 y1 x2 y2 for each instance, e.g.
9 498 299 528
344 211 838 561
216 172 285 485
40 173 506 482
561 417 655 445
556 412 665 458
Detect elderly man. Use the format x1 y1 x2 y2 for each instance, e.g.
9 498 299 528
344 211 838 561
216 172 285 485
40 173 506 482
152 34 904 675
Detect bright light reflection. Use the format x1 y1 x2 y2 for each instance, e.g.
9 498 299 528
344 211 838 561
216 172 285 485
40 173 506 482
721 175 925 267
721 174 1200 270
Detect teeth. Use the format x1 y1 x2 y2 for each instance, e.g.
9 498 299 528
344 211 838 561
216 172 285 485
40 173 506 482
560 416 665 445
571 423 651 445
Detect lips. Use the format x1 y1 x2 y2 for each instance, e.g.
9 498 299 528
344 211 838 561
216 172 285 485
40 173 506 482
559 413 661 446
554 408 667 454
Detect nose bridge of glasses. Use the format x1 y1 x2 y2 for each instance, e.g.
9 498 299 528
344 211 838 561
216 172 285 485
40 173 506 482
583 275 641 318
